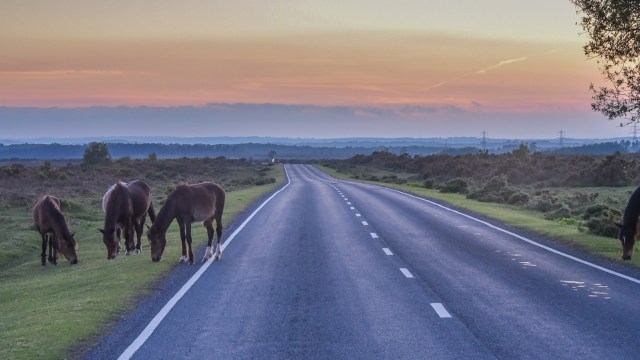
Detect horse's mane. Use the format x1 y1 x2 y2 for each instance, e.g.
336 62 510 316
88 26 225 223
623 186 640 231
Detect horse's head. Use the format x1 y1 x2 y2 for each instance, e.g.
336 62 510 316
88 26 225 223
616 222 636 260
99 228 119 259
58 232 78 265
147 226 166 262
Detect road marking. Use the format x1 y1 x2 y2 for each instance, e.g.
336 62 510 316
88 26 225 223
370 233 379 239
350 207 355 210
400 268 414 278
355 213 361 217
383 187 640 286
347 202 352 205
383 248 393 255
362 221 368 226
431 303 452 318
118 165 293 360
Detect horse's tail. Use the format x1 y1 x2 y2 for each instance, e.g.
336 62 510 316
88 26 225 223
147 202 156 224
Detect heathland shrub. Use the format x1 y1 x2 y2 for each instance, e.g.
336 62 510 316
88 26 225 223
439 178 469 194
467 175 516 203
581 204 623 238
507 192 530 205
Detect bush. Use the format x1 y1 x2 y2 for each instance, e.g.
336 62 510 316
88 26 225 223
507 192 530 205
439 178 469 194
423 179 435 189
581 204 623 237
467 175 515 203
83 142 112 166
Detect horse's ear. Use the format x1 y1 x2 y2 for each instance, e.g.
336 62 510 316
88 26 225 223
98 228 105 234
614 222 623 229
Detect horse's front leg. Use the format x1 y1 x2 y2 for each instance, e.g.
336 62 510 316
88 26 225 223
202 219 215 262
178 220 188 263
134 214 146 253
214 215 223 261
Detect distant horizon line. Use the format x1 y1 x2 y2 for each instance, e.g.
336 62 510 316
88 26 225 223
0 135 634 142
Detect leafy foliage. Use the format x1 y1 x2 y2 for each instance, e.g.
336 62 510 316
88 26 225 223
83 142 111 165
571 0 640 123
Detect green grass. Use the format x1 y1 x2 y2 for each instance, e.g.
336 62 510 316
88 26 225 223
317 165 640 268
0 165 285 360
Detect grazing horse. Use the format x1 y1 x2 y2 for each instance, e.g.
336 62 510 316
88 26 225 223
32 195 78 265
100 180 156 259
617 185 640 260
147 182 225 264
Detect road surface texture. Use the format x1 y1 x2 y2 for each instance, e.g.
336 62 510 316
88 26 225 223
84 164 640 360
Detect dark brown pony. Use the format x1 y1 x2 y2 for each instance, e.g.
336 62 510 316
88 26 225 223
100 180 156 259
147 182 225 264
617 185 640 260
32 195 78 265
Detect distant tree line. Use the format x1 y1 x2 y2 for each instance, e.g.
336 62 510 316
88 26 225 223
0 140 639 161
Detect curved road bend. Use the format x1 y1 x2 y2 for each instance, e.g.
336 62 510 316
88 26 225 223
90 164 640 359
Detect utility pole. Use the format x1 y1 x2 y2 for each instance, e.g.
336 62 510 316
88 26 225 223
481 131 488 151
558 130 565 147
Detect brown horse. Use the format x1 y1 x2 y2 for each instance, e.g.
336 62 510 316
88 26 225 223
147 182 225 264
616 185 640 260
32 195 78 265
100 180 156 259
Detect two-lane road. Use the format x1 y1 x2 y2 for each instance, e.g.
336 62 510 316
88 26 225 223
87 164 640 359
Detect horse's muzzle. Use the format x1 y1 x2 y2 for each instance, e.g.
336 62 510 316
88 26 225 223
152 257 161 262
70 259 78 265
622 254 632 261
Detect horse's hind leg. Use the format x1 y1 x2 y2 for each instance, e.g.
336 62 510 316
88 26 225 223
48 234 57 265
40 233 47 266
185 223 194 264
201 219 215 262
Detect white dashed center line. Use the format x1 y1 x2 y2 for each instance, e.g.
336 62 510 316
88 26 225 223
431 303 452 318
382 248 393 255
362 221 368 226
370 233 379 239
400 268 414 278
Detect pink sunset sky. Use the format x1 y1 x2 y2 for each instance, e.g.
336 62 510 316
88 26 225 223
0 0 630 139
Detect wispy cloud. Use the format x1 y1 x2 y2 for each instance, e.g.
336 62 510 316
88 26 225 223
475 57 528 74
419 56 528 92
0 69 142 79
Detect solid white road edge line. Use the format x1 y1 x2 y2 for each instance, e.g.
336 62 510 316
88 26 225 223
118 165 292 360
431 303 452 318
383 187 640 286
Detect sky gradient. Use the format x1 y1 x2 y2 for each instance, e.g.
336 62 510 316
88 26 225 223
0 0 629 139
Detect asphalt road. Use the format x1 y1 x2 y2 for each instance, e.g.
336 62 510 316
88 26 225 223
84 164 640 359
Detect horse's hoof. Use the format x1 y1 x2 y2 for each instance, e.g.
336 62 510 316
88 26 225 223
179 256 187 263
134 249 141 254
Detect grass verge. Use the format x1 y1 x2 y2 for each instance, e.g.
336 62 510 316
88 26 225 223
0 165 285 360
316 165 640 268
